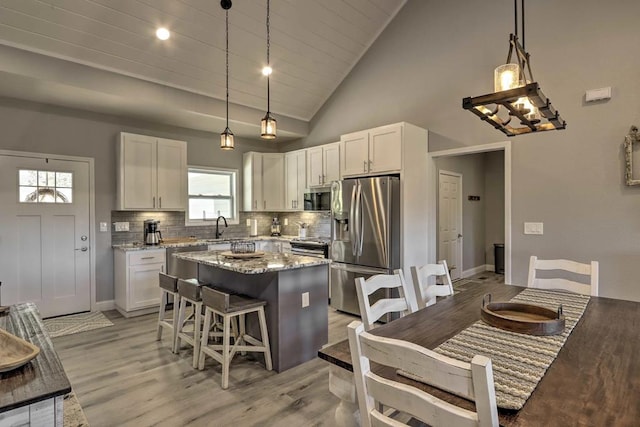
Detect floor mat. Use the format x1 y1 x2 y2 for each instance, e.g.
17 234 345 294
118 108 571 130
43 311 113 338
64 391 90 426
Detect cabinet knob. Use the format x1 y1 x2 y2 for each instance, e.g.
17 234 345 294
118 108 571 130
363 161 366 172
153 196 156 208
159 197 162 208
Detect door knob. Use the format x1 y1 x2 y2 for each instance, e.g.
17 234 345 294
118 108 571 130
75 247 88 252
458 234 463 238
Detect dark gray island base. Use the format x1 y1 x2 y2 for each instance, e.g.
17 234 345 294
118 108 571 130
174 251 330 372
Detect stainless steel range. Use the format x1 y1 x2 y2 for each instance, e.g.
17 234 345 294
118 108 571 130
290 238 330 258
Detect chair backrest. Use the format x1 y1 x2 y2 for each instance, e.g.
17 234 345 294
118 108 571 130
347 321 498 427
527 256 599 296
354 270 418 331
410 260 454 309
201 286 230 312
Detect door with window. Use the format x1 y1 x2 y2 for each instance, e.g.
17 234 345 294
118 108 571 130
0 154 91 318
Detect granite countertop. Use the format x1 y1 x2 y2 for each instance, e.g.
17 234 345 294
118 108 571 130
113 235 299 251
173 250 331 274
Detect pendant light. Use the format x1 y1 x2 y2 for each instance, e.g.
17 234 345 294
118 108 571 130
462 0 566 136
260 0 277 139
220 0 234 150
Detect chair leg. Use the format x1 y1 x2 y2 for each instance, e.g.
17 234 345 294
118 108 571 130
221 314 231 389
238 313 246 355
257 308 272 371
174 297 187 353
171 293 180 353
156 290 166 341
198 308 212 370
192 302 202 369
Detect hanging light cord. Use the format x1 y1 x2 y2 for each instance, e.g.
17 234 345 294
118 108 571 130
225 8 229 129
513 0 525 49
266 0 271 114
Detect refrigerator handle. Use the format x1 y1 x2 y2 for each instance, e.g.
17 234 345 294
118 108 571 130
358 182 364 256
349 183 358 256
354 182 363 258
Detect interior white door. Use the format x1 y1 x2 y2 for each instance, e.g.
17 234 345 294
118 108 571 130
438 171 462 280
0 155 91 318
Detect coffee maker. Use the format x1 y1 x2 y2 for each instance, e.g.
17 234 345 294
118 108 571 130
144 219 162 245
270 217 281 236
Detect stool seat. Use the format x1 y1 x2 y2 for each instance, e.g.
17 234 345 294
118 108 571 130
177 278 205 301
159 273 179 292
202 288 267 314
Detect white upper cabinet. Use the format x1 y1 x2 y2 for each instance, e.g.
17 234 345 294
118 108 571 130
244 152 285 211
307 142 341 187
117 133 187 211
285 150 306 210
340 123 403 177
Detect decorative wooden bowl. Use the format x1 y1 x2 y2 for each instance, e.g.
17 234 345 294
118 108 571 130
0 328 41 373
220 251 265 259
480 294 565 336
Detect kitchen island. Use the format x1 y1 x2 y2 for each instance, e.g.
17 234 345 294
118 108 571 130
173 250 331 372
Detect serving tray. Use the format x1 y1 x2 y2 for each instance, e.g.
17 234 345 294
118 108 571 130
480 294 565 336
220 251 265 259
0 328 41 373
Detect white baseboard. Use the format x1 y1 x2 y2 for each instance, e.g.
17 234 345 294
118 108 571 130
94 299 115 312
462 264 495 278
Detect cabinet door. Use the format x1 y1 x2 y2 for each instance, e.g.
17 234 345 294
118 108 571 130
307 147 324 187
156 138 187 210
323 143 341 184
341 130 369 176
120 133 156 209
262 153 284 211
285 150 306 210
128 263 164 310
243 152 263 211
369 124 403 173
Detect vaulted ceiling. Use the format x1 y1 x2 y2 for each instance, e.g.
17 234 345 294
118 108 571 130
0 0 406 140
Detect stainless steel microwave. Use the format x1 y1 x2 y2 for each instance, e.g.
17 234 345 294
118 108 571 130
304 189 331 211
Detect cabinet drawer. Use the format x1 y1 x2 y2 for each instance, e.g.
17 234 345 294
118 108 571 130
129 250 166 266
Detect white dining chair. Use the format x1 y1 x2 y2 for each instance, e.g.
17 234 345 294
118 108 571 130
410 260 454 309
347 320 499 427
527 256 599 296
354 269 418 331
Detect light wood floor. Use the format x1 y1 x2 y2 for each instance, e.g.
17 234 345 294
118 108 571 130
53 305 357 426
52 271 503 426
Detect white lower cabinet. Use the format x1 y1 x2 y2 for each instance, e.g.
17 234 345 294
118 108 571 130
114 248 166 317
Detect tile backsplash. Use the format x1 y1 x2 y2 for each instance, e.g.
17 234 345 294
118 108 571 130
111 210 330 245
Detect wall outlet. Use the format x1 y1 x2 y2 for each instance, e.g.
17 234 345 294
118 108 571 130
246 218 251 226
283 218 288 226
99 222 108 232
524 222 543 235
114 222 130 232
301 292 309 308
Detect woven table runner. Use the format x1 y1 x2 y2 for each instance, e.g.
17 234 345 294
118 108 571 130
401 288 590 410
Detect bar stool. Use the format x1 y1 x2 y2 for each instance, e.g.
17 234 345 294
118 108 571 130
175 278 209 368
198 287 273 389
156 273 180 352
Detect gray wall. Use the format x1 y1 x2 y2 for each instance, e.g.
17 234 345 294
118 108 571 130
485 151 505 267
0 98 278 302
284 0 640 301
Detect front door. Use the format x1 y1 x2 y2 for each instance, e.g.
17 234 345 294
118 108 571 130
0 154 91 317
438 171 462 280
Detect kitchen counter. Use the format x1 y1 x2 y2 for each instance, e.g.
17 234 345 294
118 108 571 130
178 249 330 372
173 250 330 274
112 235 299 251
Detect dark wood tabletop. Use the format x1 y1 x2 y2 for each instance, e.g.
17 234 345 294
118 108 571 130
0 303 71 413
318 282 640 427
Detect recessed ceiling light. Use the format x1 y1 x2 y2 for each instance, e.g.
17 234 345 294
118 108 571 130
262 66 272 76
156 27 170 41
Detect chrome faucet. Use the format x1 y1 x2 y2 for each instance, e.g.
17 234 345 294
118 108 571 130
215 216 228 239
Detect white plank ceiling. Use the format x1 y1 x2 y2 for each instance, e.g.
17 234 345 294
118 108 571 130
0 0 406 137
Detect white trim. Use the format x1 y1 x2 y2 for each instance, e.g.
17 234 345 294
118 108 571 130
462 264 487 278
0 149 98 312
438 170 463 281
94 299 115 312
428 141 512 285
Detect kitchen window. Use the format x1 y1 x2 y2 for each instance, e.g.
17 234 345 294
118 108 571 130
186 166 238 225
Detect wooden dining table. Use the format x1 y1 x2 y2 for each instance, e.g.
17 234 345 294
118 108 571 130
318 282 640 426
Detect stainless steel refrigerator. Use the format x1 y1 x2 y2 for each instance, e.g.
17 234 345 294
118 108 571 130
330 176 400 317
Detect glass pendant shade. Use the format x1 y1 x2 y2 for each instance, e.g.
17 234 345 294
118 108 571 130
220 128 234 150
514 96 541 123
261 114 277 139
494 63 522 92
